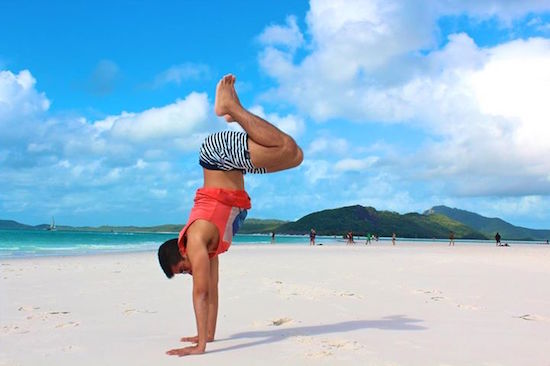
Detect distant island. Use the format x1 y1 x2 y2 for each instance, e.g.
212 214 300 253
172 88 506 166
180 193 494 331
2 205 549 241
425 206 550 241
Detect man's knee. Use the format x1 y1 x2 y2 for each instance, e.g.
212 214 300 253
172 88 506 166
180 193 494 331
291 144 304 168
282 136 303 168
248 136 303 171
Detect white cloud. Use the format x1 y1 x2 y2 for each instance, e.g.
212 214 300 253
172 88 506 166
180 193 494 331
249 105 306 137
0 68 218 224
258 15 304 51
0 69 50 121
258 0 550 197
0 69 52 156
302 159 333 183
413 37 550 195
306 0 437 72
334 157 378 172
99 92 210 142
153 63 210 88
439 1 550 24
307 136 350 156
486 196 544 217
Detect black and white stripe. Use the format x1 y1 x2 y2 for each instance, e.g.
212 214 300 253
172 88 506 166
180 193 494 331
199 131 266 174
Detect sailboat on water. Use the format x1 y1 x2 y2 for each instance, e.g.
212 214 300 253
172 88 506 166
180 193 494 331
47 216 57 231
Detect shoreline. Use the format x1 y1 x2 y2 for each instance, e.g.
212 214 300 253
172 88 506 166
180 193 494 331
1 237 549 261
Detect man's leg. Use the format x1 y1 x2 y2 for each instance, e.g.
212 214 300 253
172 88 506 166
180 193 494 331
214 74 303 172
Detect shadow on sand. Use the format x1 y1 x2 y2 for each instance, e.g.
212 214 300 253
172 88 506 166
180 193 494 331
208 314 426 354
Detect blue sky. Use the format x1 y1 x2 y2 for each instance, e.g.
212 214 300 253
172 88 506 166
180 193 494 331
1 0 550 229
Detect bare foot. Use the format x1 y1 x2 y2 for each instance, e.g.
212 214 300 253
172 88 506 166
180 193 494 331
214 74 242 122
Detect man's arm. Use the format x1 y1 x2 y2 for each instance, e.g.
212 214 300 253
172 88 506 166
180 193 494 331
179 256 219 343
207 256 219 340
166 222 213 357
190 246 210 353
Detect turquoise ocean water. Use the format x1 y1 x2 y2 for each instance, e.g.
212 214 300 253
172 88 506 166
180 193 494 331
0 229 341 258
1 229 544 259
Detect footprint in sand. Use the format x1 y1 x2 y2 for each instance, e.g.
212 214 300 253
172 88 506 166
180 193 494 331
18 306 40 312
416 290 484 311
298 336 364 358
338 291 363 299
457 303 480 310
62 345 82 352
2 324 30 335
270 317 292 326
55 321 80 328
514 314 550 322
413 289 447 303
123 308 157 316
270 280 362 301
416 289 443 295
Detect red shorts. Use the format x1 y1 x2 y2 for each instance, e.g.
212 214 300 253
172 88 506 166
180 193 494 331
178 188 251 258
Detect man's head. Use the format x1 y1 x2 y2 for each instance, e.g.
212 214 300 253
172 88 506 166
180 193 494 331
158 238 192 278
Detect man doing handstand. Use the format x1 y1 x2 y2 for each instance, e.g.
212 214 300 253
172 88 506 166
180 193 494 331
157 74 303 356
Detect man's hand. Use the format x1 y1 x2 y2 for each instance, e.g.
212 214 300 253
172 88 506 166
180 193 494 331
180 335 214 343
166 345 205 357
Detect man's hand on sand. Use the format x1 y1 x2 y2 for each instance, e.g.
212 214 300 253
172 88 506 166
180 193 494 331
214 74 241 123
166 346 205 357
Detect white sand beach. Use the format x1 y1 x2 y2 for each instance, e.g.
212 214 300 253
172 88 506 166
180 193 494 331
1 242 550 366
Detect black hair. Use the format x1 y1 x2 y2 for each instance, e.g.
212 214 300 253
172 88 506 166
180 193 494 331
158 238 182 279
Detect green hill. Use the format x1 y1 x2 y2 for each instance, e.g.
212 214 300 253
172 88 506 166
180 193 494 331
276 205 486 239
0 220 33 230
0 218 286 235
0 220 49 230
427 206 550 241
4 206 548 241
238 219 288 234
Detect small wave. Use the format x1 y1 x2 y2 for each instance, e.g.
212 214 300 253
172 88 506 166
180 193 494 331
0 235 163 258
0 247 21 251
37 246 80 251
85 243 157 250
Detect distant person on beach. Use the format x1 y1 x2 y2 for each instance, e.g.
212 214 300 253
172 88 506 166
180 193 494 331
366 233 371 245
392 233 396 245
449 231 455 246
157 74 303 357
309 228 316 246
271 231 275 244
495 232 502 246
347 231 355 245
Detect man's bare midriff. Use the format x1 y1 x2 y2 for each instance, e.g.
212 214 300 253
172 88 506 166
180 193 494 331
202 169 245 191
